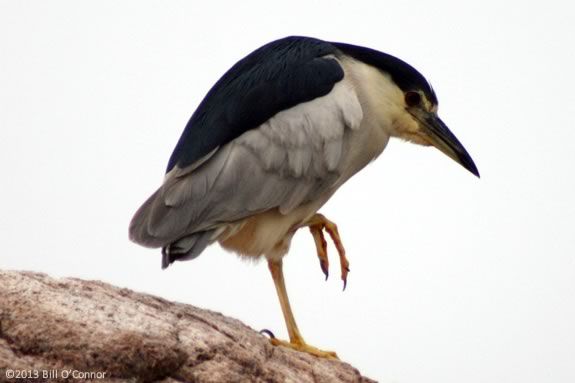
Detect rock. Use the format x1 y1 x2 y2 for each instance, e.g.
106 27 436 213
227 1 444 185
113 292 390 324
0 271 375 382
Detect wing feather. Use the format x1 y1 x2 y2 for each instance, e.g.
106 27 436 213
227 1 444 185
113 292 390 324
131 78 363 247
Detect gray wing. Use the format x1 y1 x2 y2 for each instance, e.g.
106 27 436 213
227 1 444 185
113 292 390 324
129 78 363 254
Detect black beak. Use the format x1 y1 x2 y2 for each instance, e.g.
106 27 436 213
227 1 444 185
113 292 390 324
420 113 480 178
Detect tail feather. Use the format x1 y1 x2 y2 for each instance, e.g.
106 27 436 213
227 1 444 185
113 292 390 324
129 189 165 248
161 230 215 269
130 188 215 268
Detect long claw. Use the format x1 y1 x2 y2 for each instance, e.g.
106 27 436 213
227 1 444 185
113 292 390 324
320 259 329 280
322 219 350 290
309 225 329 280
260 329 276 339
341 263 350 290
307 213 350 289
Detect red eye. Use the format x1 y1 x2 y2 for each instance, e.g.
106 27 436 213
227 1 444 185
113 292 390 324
405 91 422 107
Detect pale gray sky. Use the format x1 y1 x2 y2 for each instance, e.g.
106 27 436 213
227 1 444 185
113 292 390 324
1 1 574 382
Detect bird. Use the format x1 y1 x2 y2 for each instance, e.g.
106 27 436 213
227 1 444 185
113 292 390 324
129 36 479 359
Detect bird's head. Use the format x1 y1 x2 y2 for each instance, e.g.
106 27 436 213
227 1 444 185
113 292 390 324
335 42 479 178
391 86 480 178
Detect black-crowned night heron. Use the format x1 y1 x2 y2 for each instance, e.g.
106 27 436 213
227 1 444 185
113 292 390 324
130 36 479 359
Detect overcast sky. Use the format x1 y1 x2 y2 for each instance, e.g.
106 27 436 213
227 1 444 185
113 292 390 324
1 1 574 382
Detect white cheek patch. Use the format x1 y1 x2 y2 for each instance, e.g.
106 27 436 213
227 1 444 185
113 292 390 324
393 108 421 135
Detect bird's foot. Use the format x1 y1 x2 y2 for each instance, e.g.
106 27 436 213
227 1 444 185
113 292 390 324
307 213 350 289
264 332 338 359
271 338 338 359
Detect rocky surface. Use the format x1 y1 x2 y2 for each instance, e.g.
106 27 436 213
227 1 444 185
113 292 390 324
0 270 375 382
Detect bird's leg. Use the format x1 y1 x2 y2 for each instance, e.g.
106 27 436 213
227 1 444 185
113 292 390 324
307 213 350 289
267 259 338 359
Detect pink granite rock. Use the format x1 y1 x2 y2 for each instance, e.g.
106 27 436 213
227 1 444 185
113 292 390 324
0 271 375 382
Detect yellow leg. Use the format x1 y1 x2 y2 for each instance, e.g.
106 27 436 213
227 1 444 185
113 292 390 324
307 213 350 289
267 259 338 359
